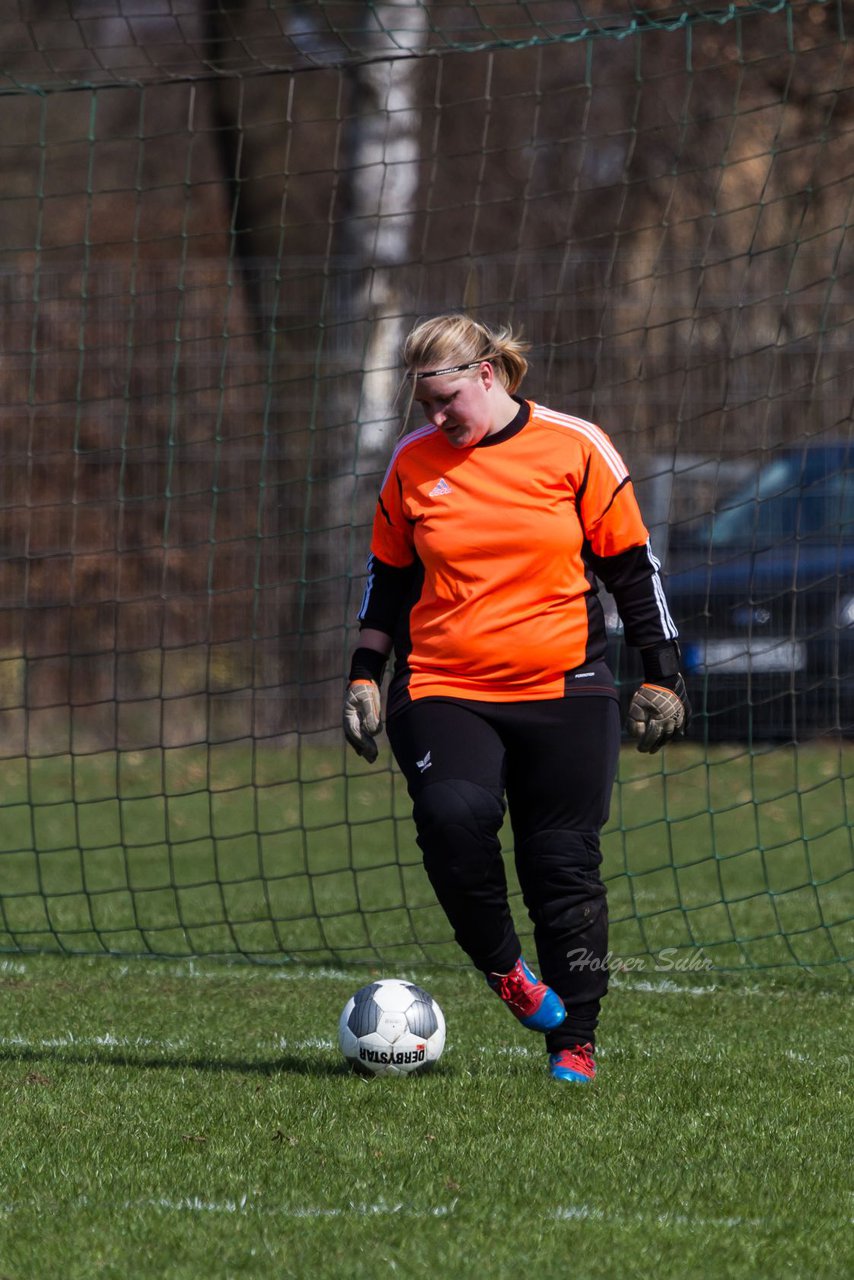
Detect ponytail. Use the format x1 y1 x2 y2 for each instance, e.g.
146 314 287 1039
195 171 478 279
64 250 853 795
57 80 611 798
403 313 530 393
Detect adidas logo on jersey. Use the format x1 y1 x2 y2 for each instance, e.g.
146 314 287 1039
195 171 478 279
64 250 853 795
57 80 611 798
429 478 452 497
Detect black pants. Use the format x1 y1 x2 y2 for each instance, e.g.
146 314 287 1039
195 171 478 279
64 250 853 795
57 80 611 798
387 695 620 1050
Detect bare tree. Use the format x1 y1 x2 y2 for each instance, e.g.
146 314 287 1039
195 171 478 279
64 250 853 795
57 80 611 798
336 1 430 468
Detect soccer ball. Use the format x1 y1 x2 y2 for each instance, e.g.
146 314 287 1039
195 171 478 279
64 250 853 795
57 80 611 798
338 979 446 1077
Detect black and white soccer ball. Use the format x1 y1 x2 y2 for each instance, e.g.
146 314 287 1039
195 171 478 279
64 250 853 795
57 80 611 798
338 979 446 1077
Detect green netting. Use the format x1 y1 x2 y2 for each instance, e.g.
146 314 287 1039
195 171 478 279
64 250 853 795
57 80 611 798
0 0 850 971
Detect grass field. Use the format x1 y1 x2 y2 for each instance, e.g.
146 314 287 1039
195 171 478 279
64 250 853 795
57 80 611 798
0 741 851 972
0 739 850 1277
0 954 850 1279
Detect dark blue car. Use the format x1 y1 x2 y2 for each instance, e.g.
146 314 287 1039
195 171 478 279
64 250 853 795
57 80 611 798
608 443 854 740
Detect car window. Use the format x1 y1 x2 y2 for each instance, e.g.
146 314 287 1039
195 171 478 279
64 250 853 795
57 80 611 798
710 461 797 547
708 458 854 548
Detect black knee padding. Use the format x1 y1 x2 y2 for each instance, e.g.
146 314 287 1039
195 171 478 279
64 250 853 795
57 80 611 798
544 892 608 944
515 828 607 925
412 780 505 880
413 779 505 842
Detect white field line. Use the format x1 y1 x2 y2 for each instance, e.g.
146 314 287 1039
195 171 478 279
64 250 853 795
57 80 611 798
132 1196 457 1218
0 1032 608 1060
2 1032 847 1067
7 958 452 986
496 1044 618 1058
497 1043 850 1065
115 963 366 983
7 956 837 1000
610 978 719 996
127 962 458 985
781 1048 834 1067
5 1195 841 1230
0 1195 458 1219
0 1035 622 1062
612 978 853 1000
0 962 801 1002
609 977 817 998
0 1032 186 1052
277 1036 336 1051
549 1205 769 1229
0 1032 337 1055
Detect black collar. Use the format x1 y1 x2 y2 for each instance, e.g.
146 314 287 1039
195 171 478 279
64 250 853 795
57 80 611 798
476 396 530 448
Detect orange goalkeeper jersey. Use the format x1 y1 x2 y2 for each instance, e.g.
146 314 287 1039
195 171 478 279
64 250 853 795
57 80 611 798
362 399 675 705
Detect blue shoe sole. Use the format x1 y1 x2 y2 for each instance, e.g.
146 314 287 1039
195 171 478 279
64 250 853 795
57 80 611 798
548 1048 596 1082
519 991 566 1033
550 1065 595 1082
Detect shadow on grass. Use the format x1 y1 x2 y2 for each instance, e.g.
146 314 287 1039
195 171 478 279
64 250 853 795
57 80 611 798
0 1045 349 1077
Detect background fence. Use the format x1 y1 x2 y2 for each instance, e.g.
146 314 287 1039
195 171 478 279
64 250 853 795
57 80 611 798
0 1 850 970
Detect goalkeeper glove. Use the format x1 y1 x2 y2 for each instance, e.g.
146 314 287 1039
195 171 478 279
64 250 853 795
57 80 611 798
627 642 691 754
343 648 387 763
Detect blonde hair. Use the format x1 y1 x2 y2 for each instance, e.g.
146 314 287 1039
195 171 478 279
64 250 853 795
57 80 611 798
403 313 530 394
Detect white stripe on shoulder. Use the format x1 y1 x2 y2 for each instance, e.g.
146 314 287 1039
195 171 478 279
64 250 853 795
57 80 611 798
380 424 438 489
533 405 628 484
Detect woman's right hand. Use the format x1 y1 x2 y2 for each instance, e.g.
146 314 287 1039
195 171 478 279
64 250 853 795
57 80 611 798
343 679 383 763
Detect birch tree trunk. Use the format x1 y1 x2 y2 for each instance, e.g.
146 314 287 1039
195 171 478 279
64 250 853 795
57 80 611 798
280 1 431 730
340 1 430 470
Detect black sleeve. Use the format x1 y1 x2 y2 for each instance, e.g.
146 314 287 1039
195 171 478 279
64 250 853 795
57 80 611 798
584 542 679 651
357 553 416 636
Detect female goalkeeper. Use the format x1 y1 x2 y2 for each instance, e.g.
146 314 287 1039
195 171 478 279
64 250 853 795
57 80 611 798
343 313 689 1083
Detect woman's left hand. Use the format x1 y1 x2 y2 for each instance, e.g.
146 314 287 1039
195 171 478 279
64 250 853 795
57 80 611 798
626 676 690 753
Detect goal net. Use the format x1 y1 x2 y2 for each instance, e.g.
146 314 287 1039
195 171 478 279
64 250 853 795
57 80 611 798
0 0 850 971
